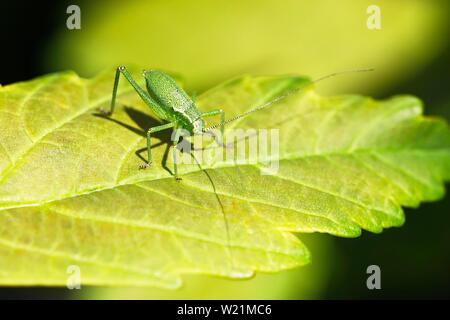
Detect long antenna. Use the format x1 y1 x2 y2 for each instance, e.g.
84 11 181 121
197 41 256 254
188 152 234 270
203 68 374 132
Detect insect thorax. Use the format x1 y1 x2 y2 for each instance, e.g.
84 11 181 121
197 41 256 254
173 109 204 134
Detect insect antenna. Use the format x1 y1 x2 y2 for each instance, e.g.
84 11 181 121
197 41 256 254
188 152 234 270
203 68 374 132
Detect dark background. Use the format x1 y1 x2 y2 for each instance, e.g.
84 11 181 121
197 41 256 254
0 1 449 299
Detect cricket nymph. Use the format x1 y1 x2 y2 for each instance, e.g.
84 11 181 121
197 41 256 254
105 66 224 179
105 65 372 179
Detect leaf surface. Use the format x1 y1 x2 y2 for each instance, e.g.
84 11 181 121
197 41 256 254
0 69 449 287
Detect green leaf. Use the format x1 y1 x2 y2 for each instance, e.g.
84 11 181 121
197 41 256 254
82 234 332 299
0 69 449 287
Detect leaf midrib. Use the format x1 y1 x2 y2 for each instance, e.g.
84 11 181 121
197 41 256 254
1 147 446 213
0 204 305 275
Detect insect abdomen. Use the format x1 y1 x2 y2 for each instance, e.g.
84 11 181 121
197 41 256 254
144 70 194 112
144 70 203 132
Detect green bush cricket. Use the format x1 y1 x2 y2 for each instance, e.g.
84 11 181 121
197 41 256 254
100 66 373 266
101 66 225 180
101 66 373 180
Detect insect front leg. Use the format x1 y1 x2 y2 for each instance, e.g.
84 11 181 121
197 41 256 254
201 109 225 145
141 122 175 169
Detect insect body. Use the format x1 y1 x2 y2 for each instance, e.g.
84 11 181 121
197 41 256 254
103 66 373 180
101 65 373 270
103 66 225 180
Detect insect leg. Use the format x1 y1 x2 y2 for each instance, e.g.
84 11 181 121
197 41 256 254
107 67 121 115
104 66 157 116
171 129 186 181
201 109 225 144
142 122 175 169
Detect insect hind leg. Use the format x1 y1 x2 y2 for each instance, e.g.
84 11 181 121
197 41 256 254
101 66 157 116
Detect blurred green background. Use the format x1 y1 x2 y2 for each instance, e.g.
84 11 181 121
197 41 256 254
1 0 449 299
